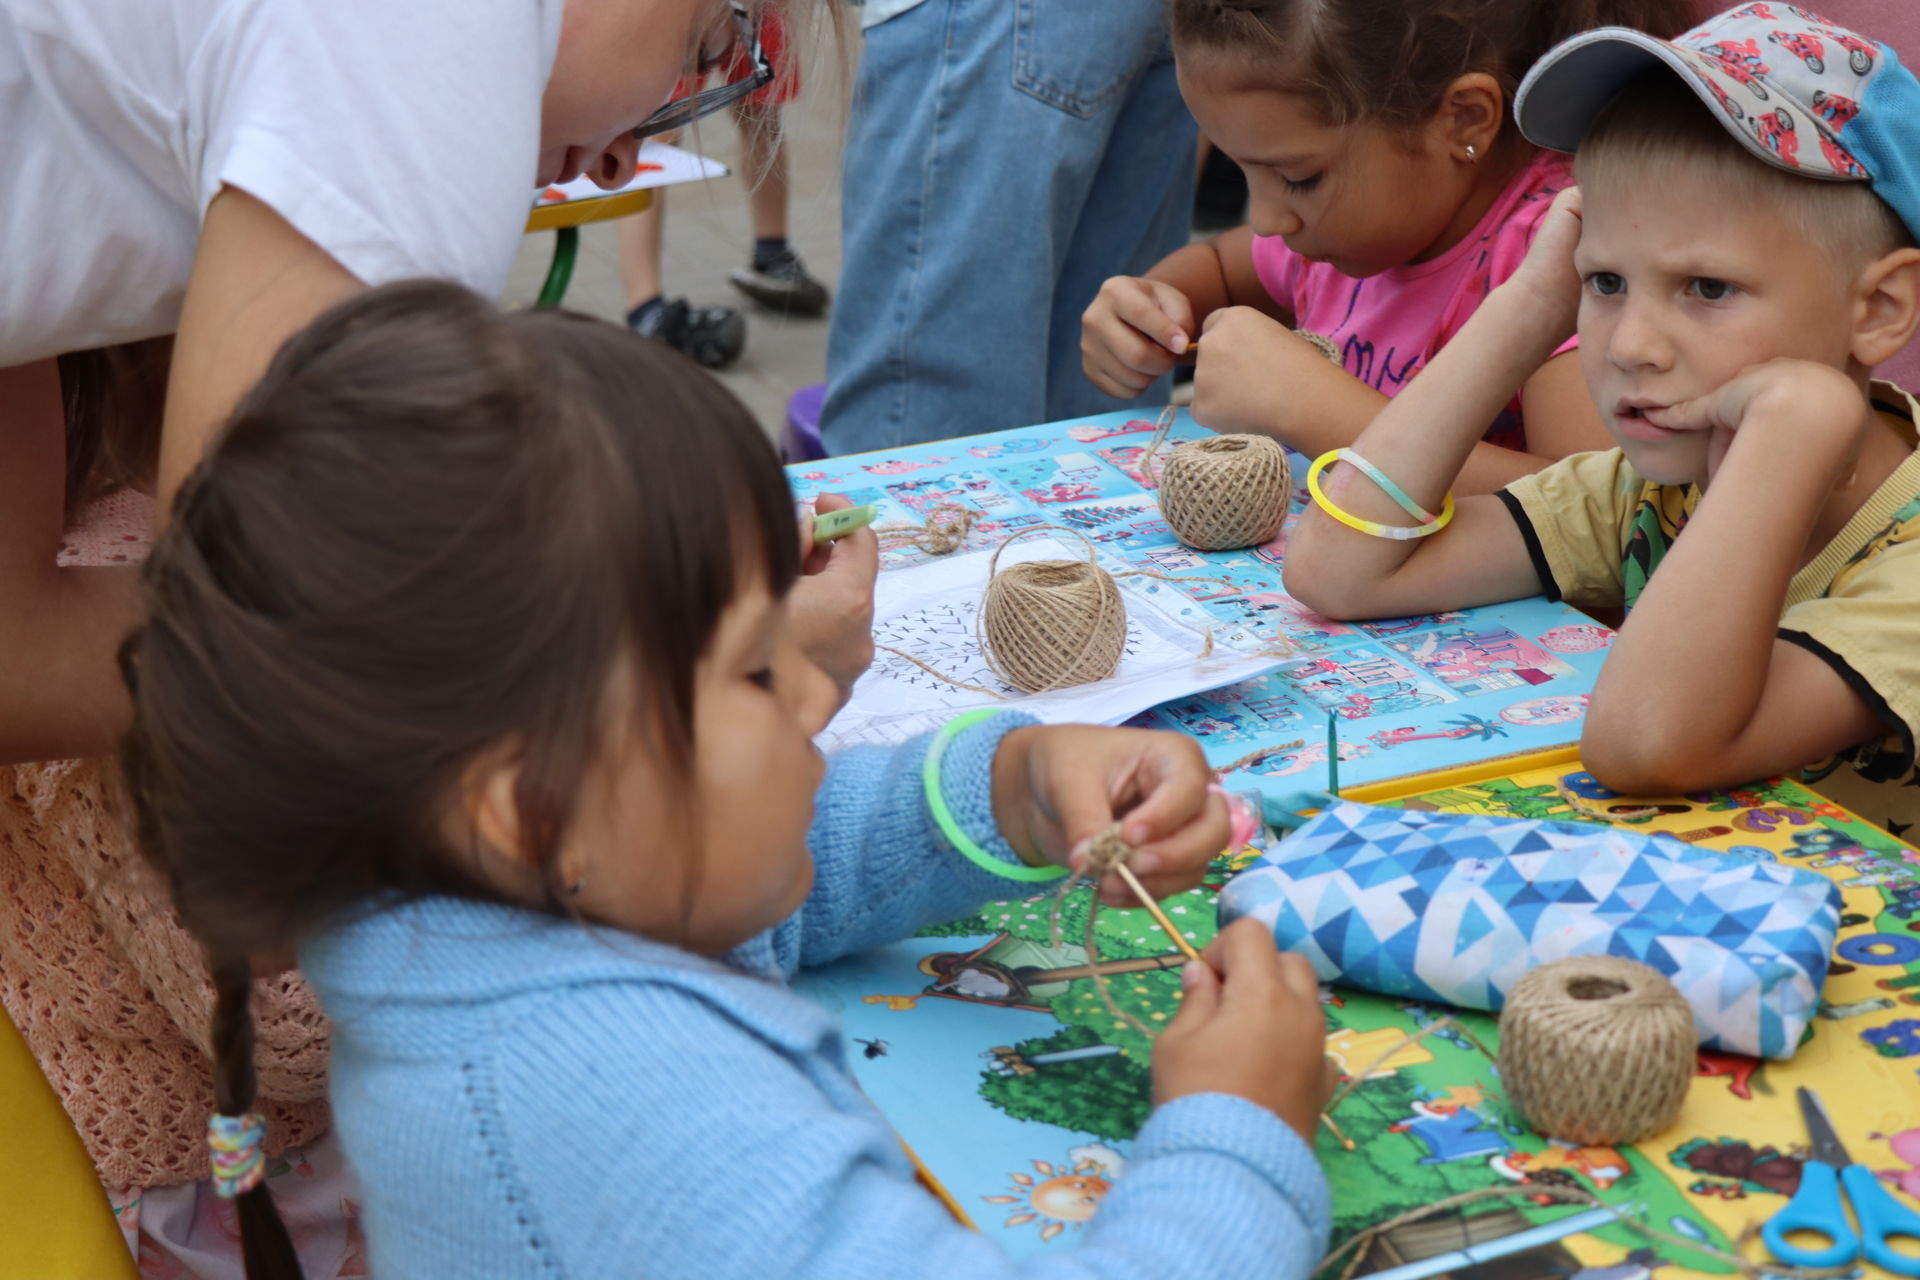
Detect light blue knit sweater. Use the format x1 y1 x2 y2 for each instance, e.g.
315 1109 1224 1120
300 712 1331 1278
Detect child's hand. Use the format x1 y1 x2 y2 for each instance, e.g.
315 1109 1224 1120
1189 307 1338 439
1153 918 1336 1143
791 493 878 710
1503 187 1585 341
990 725 1228 905
1081 276 1199 398
1643 359 1867 482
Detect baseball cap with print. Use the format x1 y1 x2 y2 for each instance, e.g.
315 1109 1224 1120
1514 3 1920 243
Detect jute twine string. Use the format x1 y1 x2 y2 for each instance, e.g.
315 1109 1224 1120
875 521 1221 694
1047 826 1156 1038
1156 433 1293 551
870 643 1005 698
1139 328 1337 552
976 525 1128 694
1499 955 1696 1145
1321 960 1692 1147
874 503 980 556
1320 1007 1847 1280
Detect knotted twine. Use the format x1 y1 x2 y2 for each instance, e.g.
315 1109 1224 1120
1048 826 1157 1038
874 503 979 556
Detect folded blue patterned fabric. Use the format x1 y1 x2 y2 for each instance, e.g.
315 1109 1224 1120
1218 800 1841 1059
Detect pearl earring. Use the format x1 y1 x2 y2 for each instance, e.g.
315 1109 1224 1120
1464 144 1480 164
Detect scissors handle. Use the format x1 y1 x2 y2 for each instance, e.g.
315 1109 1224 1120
1765 1161 1858 1269
1842 1162 1920 1278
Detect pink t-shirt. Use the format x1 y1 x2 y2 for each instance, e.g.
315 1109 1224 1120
1249 150 1576 451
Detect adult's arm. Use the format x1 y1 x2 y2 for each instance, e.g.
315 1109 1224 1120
157 187 364 507
0 193 360 763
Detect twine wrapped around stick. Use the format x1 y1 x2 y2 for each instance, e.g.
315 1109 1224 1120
1497 955 1696 1145
1049 827 1156 1038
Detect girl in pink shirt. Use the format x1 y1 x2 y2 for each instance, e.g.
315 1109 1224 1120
1081 0 1696 492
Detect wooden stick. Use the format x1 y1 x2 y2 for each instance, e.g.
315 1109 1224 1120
1110 862 1205 965
1320 1111 1356 1151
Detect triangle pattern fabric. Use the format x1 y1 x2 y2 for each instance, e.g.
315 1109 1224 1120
1217 800 1843 1059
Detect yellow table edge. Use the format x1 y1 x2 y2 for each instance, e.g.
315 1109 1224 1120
524 188 654 233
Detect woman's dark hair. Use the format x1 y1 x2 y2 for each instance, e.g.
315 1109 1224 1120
120 280 801 1278
1166 0 1697 138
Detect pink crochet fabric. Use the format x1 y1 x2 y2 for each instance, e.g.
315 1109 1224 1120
0 491 330 1189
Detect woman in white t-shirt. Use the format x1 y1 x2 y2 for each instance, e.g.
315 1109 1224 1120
2 0 869 763
0 2 875 1274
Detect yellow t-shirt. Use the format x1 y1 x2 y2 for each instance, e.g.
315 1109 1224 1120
1500 381 1920 835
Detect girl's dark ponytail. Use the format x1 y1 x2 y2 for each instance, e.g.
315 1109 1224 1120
210 958 303 1280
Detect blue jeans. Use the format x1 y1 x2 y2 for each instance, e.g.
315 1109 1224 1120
822 0 1196 455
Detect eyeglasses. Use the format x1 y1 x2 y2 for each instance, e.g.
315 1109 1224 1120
631 4 771 140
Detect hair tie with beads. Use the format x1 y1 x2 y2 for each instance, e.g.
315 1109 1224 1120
208 1112 268 1198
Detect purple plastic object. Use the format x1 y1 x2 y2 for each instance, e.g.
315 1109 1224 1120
783 382 827 463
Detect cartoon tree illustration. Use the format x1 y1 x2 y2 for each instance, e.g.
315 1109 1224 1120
977 1026 1152 1142
917 910 999 939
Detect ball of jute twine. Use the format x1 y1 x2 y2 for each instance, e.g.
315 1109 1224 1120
1155 433 1293 550
1497 955 1696 1145
977 526 1127 694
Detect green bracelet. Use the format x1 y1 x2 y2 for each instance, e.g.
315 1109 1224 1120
923 710 1068 883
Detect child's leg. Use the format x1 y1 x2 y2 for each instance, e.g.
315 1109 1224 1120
734 99 787 241
725 99 829 316
617 191 666 312
617 187 748 369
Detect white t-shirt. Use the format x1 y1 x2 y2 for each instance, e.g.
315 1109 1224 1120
0 0 563 366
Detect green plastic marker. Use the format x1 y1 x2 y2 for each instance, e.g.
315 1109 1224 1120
811 503 879 544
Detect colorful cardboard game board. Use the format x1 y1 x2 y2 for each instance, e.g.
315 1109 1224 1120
793 764 1920 1278
789 414 1919 1276
789 411 1614 792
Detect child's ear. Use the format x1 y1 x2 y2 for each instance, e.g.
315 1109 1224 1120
1438 72 1505 160
456 748 529 869
1852 247 1920 369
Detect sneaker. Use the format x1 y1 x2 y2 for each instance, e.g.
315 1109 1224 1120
629 296 747 370
728 248 830 317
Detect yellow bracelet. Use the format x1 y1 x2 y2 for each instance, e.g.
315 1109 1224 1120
1305 450 1455 540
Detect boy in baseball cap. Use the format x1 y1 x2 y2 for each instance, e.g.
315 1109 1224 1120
1281 4 1920 832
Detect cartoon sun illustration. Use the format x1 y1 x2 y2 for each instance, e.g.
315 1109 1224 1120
982 1146 1126 1241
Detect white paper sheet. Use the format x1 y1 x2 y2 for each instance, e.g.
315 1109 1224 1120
820 538 1286 750
532 142 729 207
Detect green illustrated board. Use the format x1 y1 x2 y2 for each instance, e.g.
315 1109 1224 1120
794 765 1920 1278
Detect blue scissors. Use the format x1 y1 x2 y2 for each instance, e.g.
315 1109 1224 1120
1762 1087 1920 1276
